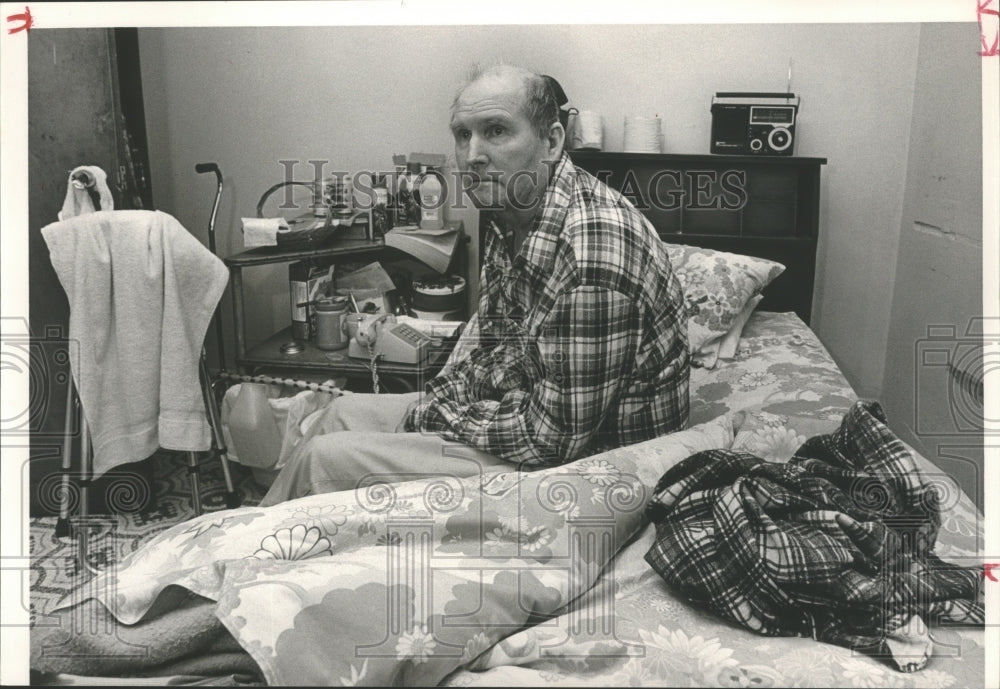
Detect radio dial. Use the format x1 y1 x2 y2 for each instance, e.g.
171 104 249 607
768 127 791 152
750 138 763 152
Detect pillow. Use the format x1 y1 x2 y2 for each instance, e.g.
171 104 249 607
717 293 762 361
664 244 784 369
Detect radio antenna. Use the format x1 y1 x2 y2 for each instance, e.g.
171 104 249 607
786 58 793 98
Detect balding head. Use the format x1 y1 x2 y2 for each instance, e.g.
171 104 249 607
449 62 566 220
452 63 561 141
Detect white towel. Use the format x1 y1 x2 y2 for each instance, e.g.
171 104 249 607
58 166 115 221
241 217 290 248
41 210 229 478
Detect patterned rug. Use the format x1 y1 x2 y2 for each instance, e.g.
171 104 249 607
29 453 266 625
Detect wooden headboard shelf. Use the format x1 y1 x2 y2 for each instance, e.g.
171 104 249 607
570 151 826 324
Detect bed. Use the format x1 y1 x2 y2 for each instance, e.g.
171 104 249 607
28 153 986 687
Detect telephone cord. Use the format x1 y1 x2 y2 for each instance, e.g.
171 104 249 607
368 340 381 394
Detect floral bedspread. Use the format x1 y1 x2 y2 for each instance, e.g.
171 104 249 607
438 312 986 688
44 312 985 687
51 410 740 686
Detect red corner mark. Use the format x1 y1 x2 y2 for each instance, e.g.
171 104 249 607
6 5 32 34
985 563 1000 582
980 0 999 57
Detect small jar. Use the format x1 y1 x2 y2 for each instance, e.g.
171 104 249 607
314 296 349 350
372 173 390 237
398 162 423 226
314 177 329 217
323 175 353 217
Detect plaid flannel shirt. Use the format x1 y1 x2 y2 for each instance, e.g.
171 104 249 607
405 152 689 466
644 400 984 672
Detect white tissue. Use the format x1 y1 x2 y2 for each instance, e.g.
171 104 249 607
241 217 290 248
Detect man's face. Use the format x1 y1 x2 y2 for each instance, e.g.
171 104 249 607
450 74 557 213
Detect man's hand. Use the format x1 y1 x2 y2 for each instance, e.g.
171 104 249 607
395 392 435 432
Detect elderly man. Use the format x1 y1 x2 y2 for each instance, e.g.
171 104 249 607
260 64 688 506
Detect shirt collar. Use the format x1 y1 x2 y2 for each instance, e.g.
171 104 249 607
484 150 575 262
534 150 575 233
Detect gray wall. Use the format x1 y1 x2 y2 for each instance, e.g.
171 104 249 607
137 24 984 426
137 23 931 397
882 23 984 508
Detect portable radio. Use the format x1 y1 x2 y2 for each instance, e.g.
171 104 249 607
710 92 799 156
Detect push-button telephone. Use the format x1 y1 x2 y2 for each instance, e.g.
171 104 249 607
347 314 433 365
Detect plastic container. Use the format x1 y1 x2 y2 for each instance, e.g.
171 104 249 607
412 274 466 312
398 162 423 226
289 261 335 340
315 296 349 350
418 168 445 230
226 383 283 469
372 174 390 237
312 177 328 217
221 378 345 490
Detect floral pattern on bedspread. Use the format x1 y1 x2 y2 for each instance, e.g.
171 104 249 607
46 312 984 687
439 521 987 688
689 311 856 427
61 415 738 686
439 313 986 688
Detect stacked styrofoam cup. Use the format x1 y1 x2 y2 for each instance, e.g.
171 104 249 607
570 111 605 150
623 116 663 153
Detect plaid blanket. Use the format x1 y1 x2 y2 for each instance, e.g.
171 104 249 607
644 400 984 672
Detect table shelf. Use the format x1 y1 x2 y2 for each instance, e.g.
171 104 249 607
223 224 467 392
224 237 386 268
239 325 452 389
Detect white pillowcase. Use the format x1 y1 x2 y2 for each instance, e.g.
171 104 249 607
716 294 763 362
664 244 784 369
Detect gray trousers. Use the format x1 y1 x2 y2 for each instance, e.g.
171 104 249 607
259 392 511 507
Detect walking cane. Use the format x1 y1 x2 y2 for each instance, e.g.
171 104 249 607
195 162 227 372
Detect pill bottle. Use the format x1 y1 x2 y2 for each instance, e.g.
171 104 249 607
418 168 445 231
399 162 423 226
372 173 390 237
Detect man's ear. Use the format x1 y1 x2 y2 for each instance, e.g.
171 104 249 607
546 121 566 159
